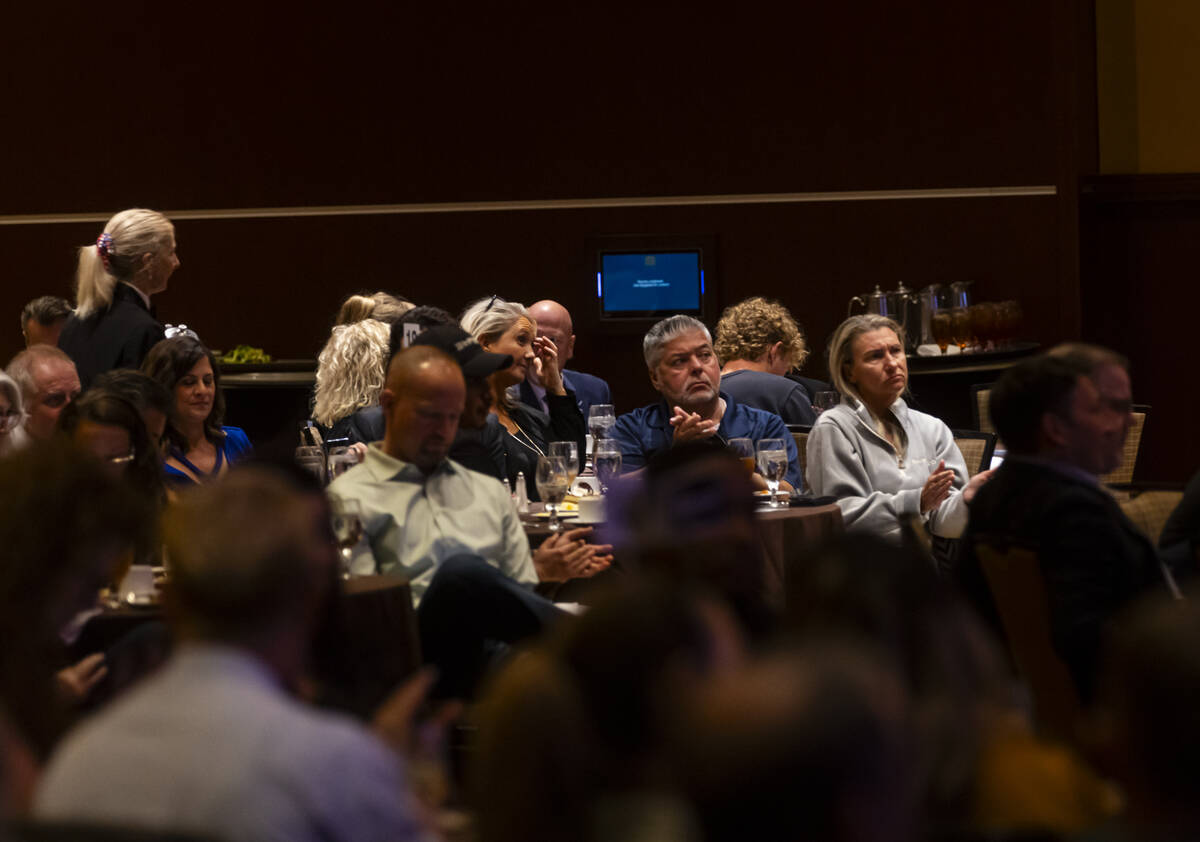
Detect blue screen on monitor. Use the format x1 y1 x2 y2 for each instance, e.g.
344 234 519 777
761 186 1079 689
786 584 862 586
600 251 702 316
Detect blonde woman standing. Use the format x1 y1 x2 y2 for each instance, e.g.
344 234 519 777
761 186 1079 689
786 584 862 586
59 208 179 390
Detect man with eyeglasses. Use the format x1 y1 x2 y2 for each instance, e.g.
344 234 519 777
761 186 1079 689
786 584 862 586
5 345 81 442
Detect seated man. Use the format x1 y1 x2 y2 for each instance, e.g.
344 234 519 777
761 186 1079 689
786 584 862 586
35 467 424 841
517 299 611 419
5 345 81 442
328 346 609 601
954 345 1178 702
20 295 72 348
714 296 817 426
610 315 801 492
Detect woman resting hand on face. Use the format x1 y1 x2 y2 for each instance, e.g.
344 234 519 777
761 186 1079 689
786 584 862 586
805 315 992 542
461 296 586 502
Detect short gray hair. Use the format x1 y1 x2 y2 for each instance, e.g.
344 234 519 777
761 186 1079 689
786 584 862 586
643 315 712 368
6 345 75 402
827 315 906 403
461 296 532 346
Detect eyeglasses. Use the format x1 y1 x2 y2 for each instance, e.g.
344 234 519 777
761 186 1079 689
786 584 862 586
108 450 136 466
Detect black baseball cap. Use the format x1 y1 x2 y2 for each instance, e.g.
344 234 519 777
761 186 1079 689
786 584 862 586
411 325 513 378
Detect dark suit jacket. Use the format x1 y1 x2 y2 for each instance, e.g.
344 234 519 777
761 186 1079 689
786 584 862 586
955 458 1171 702
58 284 164 390
516 369 611 419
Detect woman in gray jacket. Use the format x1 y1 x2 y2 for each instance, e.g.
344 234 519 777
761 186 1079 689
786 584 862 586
806 315 992 542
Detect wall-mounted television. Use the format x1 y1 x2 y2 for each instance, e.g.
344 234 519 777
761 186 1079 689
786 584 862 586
589 234 717 323
598 250 703 319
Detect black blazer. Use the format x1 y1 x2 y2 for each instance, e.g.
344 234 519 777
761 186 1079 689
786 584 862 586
59 284 164 390
955 458 1171 701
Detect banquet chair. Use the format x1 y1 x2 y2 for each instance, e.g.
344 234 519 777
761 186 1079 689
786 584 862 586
971 383 995 434
1114 486 1183 546
1100 405 1149 486
787 424 812 488
977 542 1082 741
951 430 997 477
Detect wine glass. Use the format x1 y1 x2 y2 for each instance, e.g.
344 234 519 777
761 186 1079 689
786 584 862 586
535 455 570 532
728 437 755 477
594 440 622 495
549 441 580 490
950 307 972 353
756 438 789 508
330 499 364 579
587 404 615 467
812 391 839 414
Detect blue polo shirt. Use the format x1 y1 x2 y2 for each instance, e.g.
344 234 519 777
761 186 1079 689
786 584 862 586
610 392 802 490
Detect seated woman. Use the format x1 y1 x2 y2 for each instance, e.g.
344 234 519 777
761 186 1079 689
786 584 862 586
335 291 413 326
461 296 586 500
806 315 989 542
142 337 251 488
311 318 390 442
714 296 817 426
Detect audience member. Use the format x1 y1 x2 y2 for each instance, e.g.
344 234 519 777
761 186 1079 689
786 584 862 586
19 296 72 349
1160 467 1200 572
142 337 251 488
610 315 801 491
58 209 178 390
1094 592 1200 841
6 346 80 442
471 584 743 842
517 299 612 419
35 467 426 841
389 305 458 357
58 390 164 508
311 319 390 441
334 291 413 326
328 346 608 595
0 372 29 456
955 346 1176 702
462 296 586 500
676 642 914 842
806 315 988 542
0 444 150 758
91 369 172 456
714 296 817 426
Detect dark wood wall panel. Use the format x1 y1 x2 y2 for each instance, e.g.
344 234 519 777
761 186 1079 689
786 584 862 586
0 194 1059 414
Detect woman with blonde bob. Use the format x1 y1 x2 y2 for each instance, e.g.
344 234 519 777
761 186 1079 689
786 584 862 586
806 315 991 542
59 208 179 390
311 318 391 440
714 296 817 426
461 296 585 500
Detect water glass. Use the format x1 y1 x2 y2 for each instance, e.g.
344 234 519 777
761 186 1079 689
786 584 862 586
535 455 570 531
594 439 622 494
330 498 364 579
587 404 615 467
756 438 788 508
549 441 580 488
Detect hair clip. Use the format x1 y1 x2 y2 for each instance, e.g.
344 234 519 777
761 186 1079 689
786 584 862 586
96 232 113 269
164 324 200 340
484 294 499 312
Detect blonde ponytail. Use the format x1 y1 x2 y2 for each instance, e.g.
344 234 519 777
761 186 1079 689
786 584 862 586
74 208 174 319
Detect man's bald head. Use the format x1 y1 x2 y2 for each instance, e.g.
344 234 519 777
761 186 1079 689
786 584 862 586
382 346 466 471
528 300 575 366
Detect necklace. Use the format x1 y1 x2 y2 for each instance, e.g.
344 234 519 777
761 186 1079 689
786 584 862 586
496 407 546 457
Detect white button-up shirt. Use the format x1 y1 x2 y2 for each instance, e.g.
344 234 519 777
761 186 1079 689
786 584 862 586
328 444 538 605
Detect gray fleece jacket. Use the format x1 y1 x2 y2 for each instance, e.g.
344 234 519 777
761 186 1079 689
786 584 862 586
806 397 969 541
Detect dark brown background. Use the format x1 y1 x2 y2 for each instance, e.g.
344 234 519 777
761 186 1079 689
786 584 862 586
13 2 1185 479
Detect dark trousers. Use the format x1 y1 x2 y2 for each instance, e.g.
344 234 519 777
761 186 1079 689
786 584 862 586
417 554 565 699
